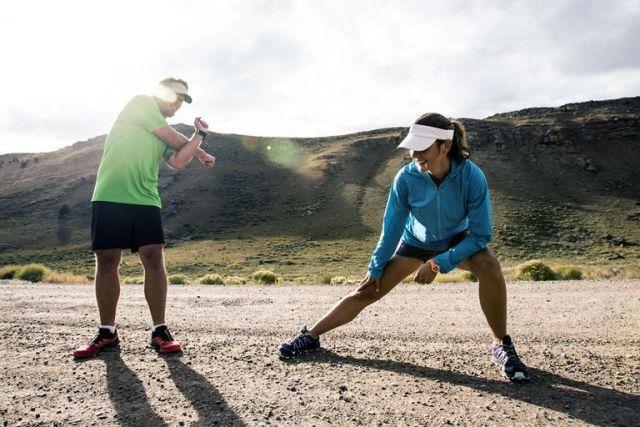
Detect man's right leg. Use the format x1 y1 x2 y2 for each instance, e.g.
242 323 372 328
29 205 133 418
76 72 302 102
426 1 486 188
308 255 424 337
95 249 122 325
73 249 122 358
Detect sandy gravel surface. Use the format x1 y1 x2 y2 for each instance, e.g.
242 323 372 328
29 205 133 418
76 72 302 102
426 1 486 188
0 280 638 426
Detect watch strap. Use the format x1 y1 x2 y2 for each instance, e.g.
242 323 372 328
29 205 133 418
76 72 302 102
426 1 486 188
429 259 440 273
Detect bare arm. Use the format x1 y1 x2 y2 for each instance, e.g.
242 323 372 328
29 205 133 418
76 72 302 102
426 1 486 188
153 125 208 159
154 118 215 169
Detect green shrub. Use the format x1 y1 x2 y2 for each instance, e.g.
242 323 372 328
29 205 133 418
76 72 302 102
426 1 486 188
251 270 277 284
554 264 583 280
17 264 49 282
199 274 225 285
123 276 143 284
319 274 332 285
168 274 188 285
330 275 347 285
514 260 556 281
225 275 247 285
0 265 23 280
462 271 478 282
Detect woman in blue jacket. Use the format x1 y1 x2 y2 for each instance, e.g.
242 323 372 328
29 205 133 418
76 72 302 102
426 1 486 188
279 113 530 381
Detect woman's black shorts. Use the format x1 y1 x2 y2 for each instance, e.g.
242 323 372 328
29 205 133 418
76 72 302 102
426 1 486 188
395 230 470 261
91 201 165 253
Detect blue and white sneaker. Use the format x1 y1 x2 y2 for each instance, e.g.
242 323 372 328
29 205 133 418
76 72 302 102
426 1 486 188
491 335 530 381
278 326 320 359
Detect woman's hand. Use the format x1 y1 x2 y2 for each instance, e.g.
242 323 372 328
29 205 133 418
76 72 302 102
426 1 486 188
413 260 438 284
357 273 380 293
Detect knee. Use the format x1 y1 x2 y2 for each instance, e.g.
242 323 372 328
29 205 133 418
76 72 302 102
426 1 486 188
470 251 503 281
139 247 164 269
96 252 121 270
349 287 381 305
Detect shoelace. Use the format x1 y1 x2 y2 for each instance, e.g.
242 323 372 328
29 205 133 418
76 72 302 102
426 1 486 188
496 345 525 368
290 334 315 351
155 329 174 342
90 332 115 346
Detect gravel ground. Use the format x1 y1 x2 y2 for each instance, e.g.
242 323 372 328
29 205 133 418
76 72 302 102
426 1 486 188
0 280 638 426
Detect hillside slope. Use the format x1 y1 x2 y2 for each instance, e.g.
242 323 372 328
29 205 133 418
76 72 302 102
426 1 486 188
0 97 638 276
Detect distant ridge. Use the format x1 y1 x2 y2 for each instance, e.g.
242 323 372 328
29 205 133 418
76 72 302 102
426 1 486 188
0 96 638 273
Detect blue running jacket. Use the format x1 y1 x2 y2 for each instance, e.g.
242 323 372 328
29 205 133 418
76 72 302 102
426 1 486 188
368 159 493 278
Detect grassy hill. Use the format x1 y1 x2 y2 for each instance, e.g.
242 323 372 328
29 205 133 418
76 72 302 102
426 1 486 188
0 97 638 281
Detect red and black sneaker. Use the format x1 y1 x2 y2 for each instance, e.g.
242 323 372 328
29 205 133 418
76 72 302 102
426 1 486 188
73 327 120 359
151 325 182 354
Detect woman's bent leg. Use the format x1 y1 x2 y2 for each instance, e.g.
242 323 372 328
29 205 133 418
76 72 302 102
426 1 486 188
308 255 423 337
458 249 507 341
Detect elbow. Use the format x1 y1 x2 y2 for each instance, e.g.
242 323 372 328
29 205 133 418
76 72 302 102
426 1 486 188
168 159 187 171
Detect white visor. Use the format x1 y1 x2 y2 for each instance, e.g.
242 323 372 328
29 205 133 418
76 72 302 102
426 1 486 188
397 124 454 151
156 81 192 103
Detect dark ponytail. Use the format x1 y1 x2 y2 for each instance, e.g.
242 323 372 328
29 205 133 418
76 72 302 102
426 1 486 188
415 113 470 161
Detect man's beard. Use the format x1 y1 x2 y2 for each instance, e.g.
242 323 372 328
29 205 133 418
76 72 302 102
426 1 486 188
159 106 174 117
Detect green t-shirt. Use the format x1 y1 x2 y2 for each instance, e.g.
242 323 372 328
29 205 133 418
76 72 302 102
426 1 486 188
92 95 173 208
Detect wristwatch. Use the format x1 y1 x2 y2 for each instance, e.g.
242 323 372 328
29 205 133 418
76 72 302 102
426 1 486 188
197 129 207 139
429 259 441 274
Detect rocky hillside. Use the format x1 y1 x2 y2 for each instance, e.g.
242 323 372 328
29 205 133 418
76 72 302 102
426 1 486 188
0 97 638 272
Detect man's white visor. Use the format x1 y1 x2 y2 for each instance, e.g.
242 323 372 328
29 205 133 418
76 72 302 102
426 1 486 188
397 124 454 151
155 81 192 103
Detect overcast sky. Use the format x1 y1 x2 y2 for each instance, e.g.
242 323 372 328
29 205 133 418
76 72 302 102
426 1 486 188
1 0 638 154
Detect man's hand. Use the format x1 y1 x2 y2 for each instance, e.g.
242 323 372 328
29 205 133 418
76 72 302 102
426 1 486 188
413 260 438 284
197 151 216 168
357 273 381 293
195 117 209 131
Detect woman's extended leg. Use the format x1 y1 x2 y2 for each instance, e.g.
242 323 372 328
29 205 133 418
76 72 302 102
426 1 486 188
308 255 424 337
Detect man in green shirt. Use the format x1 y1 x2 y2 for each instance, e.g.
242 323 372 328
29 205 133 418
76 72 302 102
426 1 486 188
74 78 215 358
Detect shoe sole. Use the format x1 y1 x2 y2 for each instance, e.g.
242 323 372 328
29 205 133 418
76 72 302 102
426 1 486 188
491 356 530 382
151 345 182 354
277 347 320 359
73 339 120 359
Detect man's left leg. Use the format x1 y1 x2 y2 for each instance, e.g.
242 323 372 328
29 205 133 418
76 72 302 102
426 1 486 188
138 244 182 353
458 249 530 381
139 244 167 324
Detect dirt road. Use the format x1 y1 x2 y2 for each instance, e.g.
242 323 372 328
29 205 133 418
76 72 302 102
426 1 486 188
1 280 638 426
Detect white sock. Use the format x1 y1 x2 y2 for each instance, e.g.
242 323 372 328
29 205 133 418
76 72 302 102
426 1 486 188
151 323 166 333
100 325 116 334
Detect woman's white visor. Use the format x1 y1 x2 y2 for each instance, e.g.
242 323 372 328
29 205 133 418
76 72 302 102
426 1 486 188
397 124 454 151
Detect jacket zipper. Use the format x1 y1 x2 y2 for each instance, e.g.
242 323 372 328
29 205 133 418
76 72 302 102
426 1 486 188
423 163 454 241
436 188 442 239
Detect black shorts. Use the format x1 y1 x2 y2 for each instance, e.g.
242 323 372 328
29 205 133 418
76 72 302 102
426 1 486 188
395 230 469 261
91 201 165 253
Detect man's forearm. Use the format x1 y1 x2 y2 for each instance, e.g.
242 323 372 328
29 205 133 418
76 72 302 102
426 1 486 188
195 147 208 159
171 134 204 168
161 128 207 154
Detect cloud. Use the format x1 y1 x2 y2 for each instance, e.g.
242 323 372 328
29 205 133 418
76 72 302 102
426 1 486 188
0 0 638 153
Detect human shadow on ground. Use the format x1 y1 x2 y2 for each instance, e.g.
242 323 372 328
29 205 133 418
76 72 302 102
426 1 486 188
296 350 639 425
164 355 246 426
86 349 167 427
